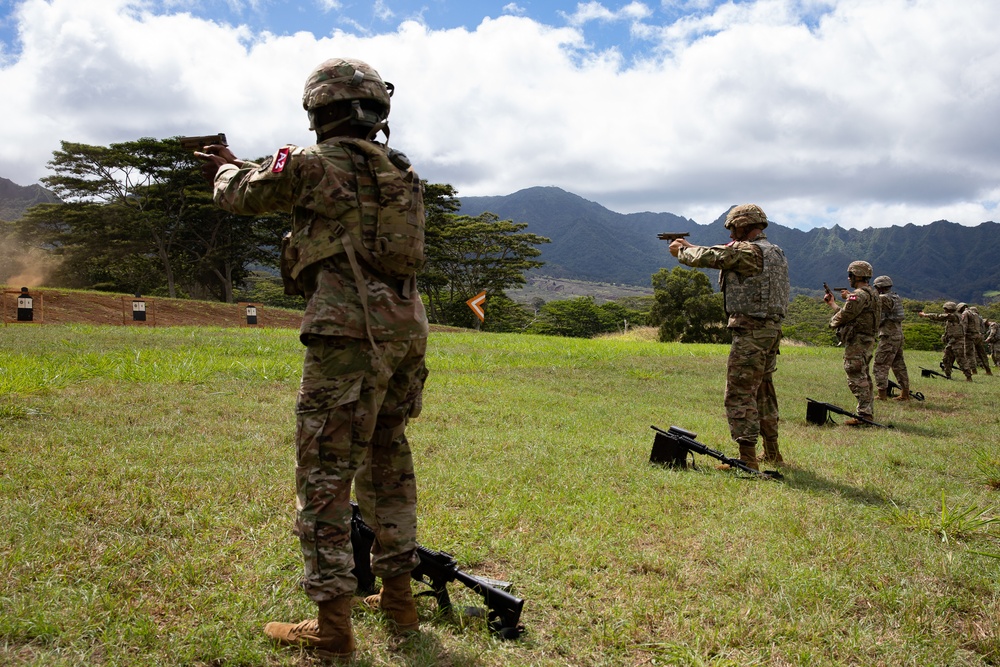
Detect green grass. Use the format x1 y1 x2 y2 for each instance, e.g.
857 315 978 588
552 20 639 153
3 324 1000 666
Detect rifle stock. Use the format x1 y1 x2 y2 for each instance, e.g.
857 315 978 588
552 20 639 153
350 502 525 639
920 367 950 379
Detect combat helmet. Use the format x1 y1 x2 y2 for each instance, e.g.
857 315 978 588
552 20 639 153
847 261 873 279
302 58 394 138
724 204 768 230
872 275 892 289
957 302 968 311
943 301 958 312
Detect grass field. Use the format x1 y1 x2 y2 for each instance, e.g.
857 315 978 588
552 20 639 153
2 324 1000 666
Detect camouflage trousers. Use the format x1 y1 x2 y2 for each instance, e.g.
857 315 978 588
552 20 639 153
724 324 781 446
843 335 875 417
965 335 991 371
941 335 971 379
295 335 428 601
873 330 908 391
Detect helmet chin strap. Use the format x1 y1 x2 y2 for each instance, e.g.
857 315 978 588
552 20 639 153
311 101 390 142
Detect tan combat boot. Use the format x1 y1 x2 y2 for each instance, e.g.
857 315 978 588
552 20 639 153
364 573 419 633
264 595 356 660
737 442 760 471
893 387 910 401
761 438 783 464
875 387 888 400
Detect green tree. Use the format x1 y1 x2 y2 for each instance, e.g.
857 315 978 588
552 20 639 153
649 267 728 343
418 189 550 327
526 296 649 338
19 138 282 301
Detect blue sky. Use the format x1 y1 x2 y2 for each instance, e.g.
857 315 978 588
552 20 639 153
1 0 999 230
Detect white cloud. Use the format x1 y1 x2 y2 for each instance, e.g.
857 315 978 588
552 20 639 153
1 0 999 230
502 3 527 16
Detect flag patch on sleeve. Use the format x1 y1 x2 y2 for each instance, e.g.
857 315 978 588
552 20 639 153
272 148 290 173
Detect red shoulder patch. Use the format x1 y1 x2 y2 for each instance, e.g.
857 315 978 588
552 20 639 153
847 294 858 301
272 147 290 173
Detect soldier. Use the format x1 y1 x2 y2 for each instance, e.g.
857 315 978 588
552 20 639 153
963 305 992 375
871 275 911 401
197 58 428 660
986 319 1000 368
669 204 789 469
824 261 881 424
919 302 972 381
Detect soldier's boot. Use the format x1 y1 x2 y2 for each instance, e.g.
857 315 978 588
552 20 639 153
263 596 356 660
737 441 760 471
364 573 419 634
845 414 873 427
875 387 888 400
893 387 911 401
986 366 993 376
760 438 783 465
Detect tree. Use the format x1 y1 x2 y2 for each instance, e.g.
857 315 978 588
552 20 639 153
526 296 649 338
19 138 282 301
649 267 729 343
418 186 550 327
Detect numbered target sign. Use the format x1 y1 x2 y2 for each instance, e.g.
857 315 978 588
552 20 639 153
245 305 258 325
132 300 147 321
16 294 33 322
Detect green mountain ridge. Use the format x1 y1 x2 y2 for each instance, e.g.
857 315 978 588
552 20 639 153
460 186 1000 303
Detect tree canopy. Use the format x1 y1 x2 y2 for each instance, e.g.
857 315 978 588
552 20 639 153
649 266 729 343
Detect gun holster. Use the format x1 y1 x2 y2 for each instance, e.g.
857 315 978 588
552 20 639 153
649 430 689 468
279 232 303 296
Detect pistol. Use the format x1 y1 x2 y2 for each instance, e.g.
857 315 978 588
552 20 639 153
178 133 228 152
657 232 690 242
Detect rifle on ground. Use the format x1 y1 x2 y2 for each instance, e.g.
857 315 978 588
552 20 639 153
920 367 950 379
178 133 228 151
805 398 893 428
886 380 925 401
649 425 781 479
349 502 525 639
656 232 690 242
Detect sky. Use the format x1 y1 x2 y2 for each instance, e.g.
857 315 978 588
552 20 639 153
0 0 998 230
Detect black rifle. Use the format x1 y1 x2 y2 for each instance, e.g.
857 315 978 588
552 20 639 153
805 398 892 428
649 425 781 479
349 502 525 639
656 232 690 242
920 367 950 379
886 380 925 401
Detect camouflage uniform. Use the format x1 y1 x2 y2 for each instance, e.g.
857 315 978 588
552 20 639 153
922 307 971 380
961 306 992 374
676 228 789 465
873 289 909 394
830 284 880 418
985 320 1000 367
213 139 428 601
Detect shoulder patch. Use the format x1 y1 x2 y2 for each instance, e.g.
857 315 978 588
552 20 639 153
848 294 858 301
272 147 291 173
725 240 736 247
257 156 273 172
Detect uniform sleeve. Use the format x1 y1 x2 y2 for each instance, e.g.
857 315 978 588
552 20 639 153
676 241 763 273
213 147 301 215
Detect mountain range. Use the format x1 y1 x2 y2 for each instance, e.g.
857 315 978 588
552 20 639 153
460 187 1000 303
4 177 998 303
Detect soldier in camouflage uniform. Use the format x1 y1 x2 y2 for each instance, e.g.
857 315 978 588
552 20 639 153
197 58 426 660
871 275 911 401
960 304 992 375
919 302 972 381
985 319 1000 367
824 261 881 424
669 204 789 470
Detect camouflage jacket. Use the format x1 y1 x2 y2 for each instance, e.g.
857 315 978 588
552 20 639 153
213 141 428 343
961 309 983 340
830 284 880 341
676 233 788 329
877 292 905 338
922 311 963 340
